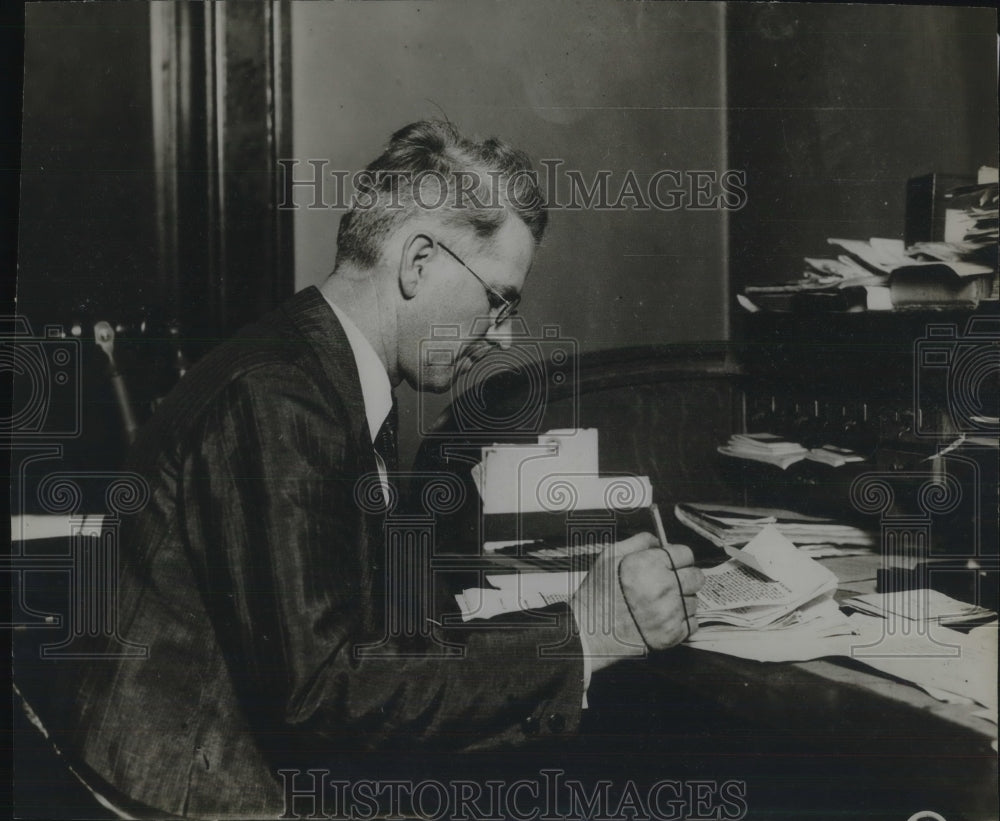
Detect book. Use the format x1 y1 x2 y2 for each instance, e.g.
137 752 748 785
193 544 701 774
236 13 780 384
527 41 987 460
888 261 994 308
740 216 998 313
674 502 877 549
695 526 840 630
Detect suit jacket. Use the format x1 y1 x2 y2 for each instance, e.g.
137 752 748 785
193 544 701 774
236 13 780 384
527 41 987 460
61 287 585 819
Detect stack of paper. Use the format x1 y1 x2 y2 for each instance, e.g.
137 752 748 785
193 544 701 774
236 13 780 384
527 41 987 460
688 598 857 661
843 615 998 718
689 610 998 718
738 243 895 312
718 434 867 470
471 429 652 515
944 179 998 248
804 444 867 467
844 589 997 629
675 502 877 549
827 232 996 307
718 433 809 469
803 256 887 288
828 237 908 274
455 571 587 622
687 535 998 717
736 225 998 312
471 429 597 514
794 543 874 560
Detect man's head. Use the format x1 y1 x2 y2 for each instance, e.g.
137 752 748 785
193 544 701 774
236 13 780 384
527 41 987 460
332 121 547 392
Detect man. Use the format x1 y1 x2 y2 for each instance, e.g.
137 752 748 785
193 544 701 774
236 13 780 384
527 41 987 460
62 121 703 819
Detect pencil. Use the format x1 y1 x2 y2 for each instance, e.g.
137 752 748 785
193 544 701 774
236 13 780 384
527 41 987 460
650 502 694 637
650 502 670 549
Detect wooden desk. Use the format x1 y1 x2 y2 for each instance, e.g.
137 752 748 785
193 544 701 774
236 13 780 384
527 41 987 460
12 518 998 820
575 552 997 821
577 649 995 821
433 532 997 818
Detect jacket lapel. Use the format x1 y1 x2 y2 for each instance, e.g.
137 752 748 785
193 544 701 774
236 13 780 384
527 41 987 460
280 286 375 459
279 287 389 630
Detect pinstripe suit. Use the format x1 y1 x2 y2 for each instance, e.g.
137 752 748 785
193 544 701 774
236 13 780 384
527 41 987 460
60 287 584 819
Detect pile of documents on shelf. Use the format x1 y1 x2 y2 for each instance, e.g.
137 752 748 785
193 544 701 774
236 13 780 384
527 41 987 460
738 169 999 312
739 235 996 312
943 174 999 258
675 501 877 552
718 432 866 470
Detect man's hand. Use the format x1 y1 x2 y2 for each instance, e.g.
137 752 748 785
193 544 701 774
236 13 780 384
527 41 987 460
570 532 704 675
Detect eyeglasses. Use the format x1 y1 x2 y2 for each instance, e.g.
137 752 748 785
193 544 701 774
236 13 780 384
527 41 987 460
437 240 520 327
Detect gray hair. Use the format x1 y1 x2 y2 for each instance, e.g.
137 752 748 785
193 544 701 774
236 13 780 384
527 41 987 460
335 120 547 270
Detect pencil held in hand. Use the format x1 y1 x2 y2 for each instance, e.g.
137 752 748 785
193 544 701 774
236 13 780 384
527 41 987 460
651 503 670 549
648 503 701 638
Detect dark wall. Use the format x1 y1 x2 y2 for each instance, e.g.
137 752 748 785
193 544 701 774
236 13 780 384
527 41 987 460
16 4 161 474
727 4 999 300
19 3 998 471
288 1 730 465
19 2 158 327
290 1 730 350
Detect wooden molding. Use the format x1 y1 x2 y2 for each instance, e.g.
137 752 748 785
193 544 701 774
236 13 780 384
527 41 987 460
149 1 293 343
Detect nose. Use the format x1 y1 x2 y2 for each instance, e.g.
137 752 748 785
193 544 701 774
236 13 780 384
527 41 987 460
485 320 513 350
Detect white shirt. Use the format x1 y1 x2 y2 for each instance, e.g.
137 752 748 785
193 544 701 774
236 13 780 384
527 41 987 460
321 294 393 502
321 292 591 705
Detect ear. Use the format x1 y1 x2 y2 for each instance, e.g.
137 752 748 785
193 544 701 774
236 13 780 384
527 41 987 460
398 232 436 299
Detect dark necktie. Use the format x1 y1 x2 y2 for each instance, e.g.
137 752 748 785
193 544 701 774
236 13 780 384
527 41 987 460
374 395 399 475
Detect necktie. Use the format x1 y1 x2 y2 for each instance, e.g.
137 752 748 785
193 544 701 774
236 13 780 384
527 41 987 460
374 395 399 475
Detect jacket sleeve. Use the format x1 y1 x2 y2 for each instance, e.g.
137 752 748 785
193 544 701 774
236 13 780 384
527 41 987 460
178 364 585 754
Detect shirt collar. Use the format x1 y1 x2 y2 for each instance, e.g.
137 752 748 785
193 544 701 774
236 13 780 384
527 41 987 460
320 293 393 444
